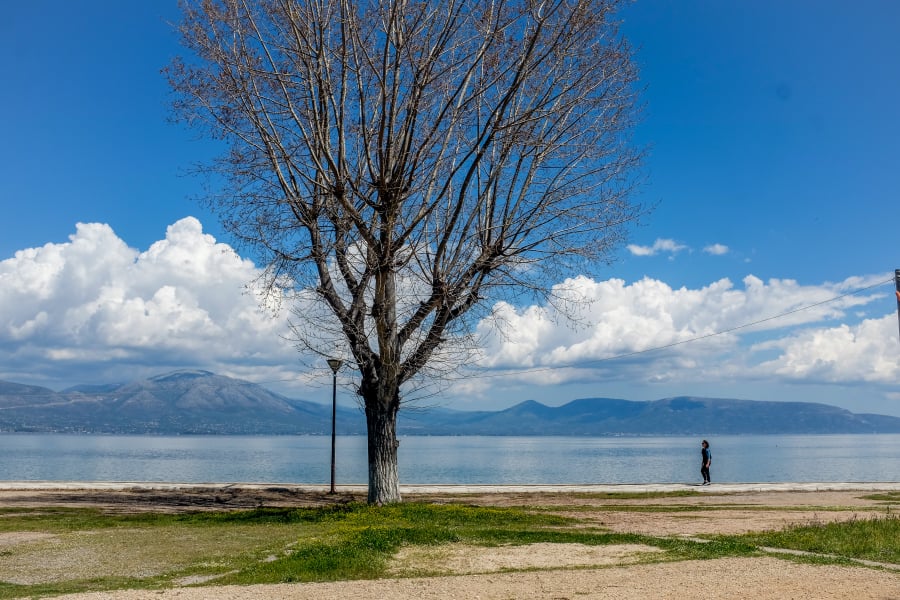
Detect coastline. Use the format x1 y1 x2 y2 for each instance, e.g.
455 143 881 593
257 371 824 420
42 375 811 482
3 480 900 493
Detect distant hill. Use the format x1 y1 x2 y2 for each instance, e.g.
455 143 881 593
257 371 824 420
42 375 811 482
0 381 62 408
400 396 900 435
2 370 899 435
0 370 364 435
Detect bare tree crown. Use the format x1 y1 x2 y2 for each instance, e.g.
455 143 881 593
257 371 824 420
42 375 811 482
168 0 641 391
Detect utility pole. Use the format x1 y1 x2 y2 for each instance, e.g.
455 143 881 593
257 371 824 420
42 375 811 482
895 270 900 343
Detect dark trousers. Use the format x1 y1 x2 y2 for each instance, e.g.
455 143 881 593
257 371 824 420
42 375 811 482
701 465 710 482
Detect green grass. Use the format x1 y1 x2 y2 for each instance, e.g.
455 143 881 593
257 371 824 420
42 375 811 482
215 503 586 584
0 501 897 598
0 507 326 598
744 515 900 564
214 502 763 586
0 503 590 597
0 502 740 597
860 492 900 504
530 503 855 515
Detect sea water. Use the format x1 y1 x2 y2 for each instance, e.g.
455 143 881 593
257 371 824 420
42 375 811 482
1 434 898 484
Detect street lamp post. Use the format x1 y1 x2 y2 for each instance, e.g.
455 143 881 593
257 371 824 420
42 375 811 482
326 358 342 494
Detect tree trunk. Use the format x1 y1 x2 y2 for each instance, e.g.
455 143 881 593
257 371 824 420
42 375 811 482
364 392 401 505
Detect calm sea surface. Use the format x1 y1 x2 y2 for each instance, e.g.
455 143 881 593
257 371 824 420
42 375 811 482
1 434 898 484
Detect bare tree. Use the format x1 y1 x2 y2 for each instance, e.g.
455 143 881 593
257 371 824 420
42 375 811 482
168 0 643 505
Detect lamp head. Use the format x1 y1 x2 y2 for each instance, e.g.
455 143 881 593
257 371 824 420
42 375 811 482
326 358 342 374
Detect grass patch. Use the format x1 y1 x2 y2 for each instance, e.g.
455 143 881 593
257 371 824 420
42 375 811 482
215 503 582 584
651 535 759 561
1 499 894 598
207 502 765 585
0 503 588 596
531 503 854 514
0 508 328 598
860 492 900 504
0 500 750 596
744 515 900 564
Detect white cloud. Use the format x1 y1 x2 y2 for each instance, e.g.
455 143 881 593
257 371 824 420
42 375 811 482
754 314 900 384
0 218 298 388
627 238 688 257
703 243 729 255
471 273 895 390
3 218 898 407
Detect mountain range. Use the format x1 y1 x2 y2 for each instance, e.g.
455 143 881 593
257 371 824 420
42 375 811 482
2 370 899 435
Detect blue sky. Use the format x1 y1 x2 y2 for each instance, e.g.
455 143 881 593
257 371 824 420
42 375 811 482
2 1 899 416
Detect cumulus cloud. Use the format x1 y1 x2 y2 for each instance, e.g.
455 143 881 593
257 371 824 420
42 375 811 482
472 273 896 390
627 238 688 257
703 243 729 255
3 218 898 406
754 314 900 384
0 218 298 388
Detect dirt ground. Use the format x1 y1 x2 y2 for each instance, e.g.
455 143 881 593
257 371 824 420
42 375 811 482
2 486 898 599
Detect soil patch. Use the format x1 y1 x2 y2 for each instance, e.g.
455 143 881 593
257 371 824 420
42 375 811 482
53 557 900 600
389 542 663 576
0 531 56 546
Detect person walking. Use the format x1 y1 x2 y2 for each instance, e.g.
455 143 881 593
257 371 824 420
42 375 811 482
700 440 711 485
